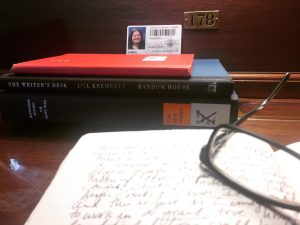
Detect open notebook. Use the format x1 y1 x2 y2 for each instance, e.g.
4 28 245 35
24 129 300 225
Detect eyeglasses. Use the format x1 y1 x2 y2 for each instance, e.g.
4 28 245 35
200 73 300 211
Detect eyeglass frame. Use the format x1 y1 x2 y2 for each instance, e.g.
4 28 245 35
199 73 300 212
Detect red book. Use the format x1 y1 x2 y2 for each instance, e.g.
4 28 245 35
11 54 194 77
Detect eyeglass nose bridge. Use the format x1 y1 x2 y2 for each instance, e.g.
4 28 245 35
199 145 210 166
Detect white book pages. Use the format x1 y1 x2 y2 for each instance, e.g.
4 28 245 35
24 129 300 225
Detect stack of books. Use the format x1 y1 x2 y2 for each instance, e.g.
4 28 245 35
0 54 238 130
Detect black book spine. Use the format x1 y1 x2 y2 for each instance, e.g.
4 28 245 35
0 74 233 97
0 92 238 129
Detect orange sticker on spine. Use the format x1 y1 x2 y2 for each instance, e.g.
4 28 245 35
163 103 191 126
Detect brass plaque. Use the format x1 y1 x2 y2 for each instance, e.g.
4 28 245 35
184 10 219 29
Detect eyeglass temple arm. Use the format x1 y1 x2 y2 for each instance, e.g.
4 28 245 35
233 72 290 126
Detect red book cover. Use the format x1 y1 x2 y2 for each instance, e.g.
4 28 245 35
11 54 194 77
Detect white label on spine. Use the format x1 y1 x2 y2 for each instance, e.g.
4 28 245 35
142 56 167 61
190 103 230 127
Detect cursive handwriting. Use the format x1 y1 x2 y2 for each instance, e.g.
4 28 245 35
67 134 298 225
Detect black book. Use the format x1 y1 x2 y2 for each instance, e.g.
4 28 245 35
0 91 238 130
0 59 233 97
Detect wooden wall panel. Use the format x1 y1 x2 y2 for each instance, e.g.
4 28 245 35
1 0 300 72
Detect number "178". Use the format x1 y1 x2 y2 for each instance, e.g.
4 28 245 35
184 10 219 29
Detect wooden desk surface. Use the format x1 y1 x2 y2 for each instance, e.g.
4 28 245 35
0 98 300 225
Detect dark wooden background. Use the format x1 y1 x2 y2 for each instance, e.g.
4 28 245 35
1 0 300 72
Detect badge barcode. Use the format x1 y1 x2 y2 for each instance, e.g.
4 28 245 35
150 29 176 36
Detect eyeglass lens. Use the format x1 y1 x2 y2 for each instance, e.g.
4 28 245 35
209 128 300 206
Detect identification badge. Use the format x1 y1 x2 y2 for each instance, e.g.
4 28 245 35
126 25 182 54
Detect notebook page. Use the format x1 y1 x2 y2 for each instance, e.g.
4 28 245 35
277 142 300 189
24 129 300 225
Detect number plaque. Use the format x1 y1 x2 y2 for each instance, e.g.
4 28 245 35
184 10 219 29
